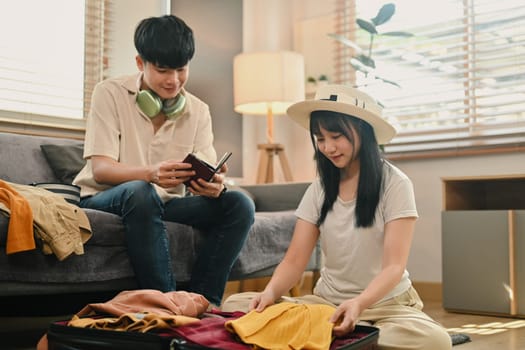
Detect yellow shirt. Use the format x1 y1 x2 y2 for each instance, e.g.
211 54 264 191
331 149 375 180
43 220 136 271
74 73 217 202
225 302 336 350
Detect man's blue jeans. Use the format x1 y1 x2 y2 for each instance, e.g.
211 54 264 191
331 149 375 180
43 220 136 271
80 180 255 305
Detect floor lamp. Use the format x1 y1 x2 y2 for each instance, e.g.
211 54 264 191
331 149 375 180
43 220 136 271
233 51 305 183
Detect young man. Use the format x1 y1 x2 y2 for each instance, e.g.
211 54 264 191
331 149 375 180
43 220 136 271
73 15 255 306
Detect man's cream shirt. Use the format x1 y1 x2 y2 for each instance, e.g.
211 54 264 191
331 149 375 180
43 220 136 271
74 73 217 202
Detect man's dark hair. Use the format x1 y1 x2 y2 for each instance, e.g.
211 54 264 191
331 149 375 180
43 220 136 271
134 15 195 68
310 110 384 228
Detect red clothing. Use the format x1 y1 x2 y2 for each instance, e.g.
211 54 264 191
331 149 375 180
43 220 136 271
172 310 249 350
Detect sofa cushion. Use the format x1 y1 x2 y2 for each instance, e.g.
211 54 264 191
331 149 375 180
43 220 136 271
40 143 86 184
0 132 61 184
228 210 297 280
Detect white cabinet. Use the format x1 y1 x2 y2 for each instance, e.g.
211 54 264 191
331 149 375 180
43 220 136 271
441 175 525 317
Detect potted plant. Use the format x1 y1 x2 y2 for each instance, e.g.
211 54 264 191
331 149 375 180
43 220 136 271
328 3 412 87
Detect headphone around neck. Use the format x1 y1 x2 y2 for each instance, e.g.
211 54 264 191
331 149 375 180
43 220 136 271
136 89 186 120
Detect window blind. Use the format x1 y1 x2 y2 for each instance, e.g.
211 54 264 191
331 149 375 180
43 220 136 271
0 0 112 138
85 0 112 119
334 0 525 158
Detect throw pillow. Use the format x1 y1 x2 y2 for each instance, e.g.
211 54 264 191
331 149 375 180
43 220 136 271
31 183 81 206
40 144 86 184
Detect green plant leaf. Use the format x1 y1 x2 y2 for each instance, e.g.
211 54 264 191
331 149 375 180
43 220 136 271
350 61 369 74
372 3 395 26
382 31 414 37
376 76 401 88
330 3 411 91
355 54 376 69
357 18 378 34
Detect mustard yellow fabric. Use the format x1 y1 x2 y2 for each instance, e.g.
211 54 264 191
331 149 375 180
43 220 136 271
225 302 336 350
68 312 200 333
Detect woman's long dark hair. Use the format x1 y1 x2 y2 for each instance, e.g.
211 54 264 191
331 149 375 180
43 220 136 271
310 110 384 227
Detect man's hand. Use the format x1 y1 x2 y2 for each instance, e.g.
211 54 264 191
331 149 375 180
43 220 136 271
149 160 194 188
186 172 226 198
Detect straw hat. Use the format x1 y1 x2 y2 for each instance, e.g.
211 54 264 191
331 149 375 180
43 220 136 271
286 84 396 144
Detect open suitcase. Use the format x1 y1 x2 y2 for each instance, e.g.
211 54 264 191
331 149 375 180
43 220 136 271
47 315 379 350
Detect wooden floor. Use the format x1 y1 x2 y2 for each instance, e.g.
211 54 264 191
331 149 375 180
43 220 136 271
424 300 525 349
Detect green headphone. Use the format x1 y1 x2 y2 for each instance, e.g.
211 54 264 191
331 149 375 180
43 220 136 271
136 90 186 120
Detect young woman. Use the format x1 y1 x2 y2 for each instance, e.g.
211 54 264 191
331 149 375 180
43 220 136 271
222 85 452 350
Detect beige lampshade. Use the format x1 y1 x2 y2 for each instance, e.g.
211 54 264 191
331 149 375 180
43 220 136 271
233 51 305 115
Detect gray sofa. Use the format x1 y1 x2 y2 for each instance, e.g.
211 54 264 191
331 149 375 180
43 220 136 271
0 132 317 302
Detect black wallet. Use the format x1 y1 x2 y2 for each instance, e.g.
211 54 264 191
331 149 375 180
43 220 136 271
183 152 232 188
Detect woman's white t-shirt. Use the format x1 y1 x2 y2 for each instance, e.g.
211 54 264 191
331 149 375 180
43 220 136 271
295 162 418 305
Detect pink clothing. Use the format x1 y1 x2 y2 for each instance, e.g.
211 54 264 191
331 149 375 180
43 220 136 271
76 289 210 318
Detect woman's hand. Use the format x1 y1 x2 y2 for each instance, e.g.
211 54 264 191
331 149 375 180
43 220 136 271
149 160 194 188
330 298 364 337
249 289 278 312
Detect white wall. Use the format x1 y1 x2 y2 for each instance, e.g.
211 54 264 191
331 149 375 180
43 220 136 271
171 0 243 177
107 0 167 78
242 0 525 284
241 0 328 184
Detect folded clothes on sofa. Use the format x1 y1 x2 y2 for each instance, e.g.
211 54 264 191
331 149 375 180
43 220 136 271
0 180 91 260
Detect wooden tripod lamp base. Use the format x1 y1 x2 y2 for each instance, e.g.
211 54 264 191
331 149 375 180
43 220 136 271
256 143 293 184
